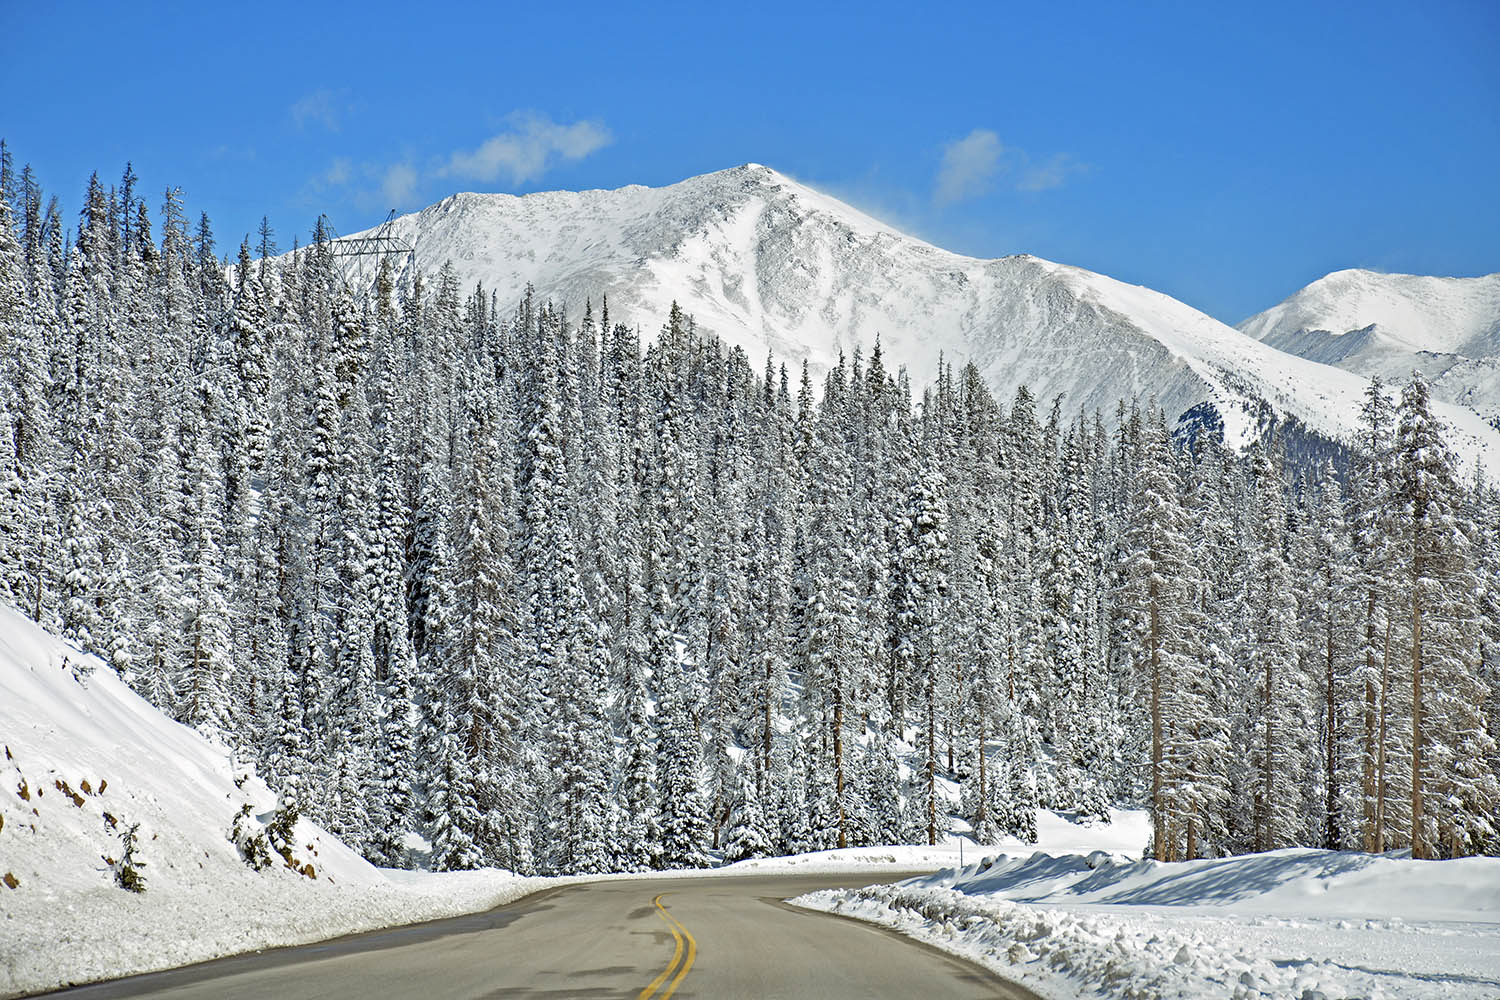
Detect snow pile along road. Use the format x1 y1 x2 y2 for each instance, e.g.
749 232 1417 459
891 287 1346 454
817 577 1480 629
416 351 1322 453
0 605 547 998
715 807 1150 876
793 848 1500 1000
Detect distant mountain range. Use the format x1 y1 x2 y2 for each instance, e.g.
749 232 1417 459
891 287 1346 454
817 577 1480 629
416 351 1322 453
335 164 1500 467
1239 268 1500 432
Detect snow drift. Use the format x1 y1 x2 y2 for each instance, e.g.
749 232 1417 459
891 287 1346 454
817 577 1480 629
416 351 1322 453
796 848 1500 999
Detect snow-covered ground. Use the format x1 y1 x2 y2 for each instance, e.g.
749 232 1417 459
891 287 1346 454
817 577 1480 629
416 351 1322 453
716 808 1150 876
0 605 554 998
12 597 1495 1000
0 602 1144 997
794 847 1500 999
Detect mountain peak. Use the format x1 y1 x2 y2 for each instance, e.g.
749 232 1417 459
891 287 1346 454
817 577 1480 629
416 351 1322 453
329 168 1500 469
1238 267 1500 431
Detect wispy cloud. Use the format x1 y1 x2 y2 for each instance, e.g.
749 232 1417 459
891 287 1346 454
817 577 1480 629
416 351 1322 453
1017 153 1088 192
936 129 1007 205
323 158 352 186
935 129 1086 204
291 88 346 131
439 112 612 184
381 163 419 207
301 112 610 216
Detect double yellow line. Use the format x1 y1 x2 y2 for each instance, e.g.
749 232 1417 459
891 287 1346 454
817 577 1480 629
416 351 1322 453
638 893 696 999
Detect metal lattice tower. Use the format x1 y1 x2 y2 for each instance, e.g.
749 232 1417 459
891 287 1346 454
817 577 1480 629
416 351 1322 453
321 209 415 262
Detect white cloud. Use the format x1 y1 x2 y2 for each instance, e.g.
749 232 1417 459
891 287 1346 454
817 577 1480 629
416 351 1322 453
291 89 344 131
1018 153 1087 192
440 112 612 185
323 158 352 185
935 129 1006 205
382 163 419 207
935 129 1087 203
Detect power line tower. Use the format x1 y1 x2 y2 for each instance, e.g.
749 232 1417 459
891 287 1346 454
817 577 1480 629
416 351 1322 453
319 209 416 269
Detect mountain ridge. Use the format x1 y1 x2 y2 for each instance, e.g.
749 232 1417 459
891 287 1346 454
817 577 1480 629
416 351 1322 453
1238 268 1500 432
332 164 1500 466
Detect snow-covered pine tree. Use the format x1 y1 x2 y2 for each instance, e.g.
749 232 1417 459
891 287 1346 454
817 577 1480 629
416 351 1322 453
1241 444 1311 852
1394 373 1497 857
1117 409 1195 860
1348 377 1403 851
1293 463 1360 849
896 456 950 846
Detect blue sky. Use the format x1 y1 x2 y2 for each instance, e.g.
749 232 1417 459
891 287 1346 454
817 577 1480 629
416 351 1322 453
4 0 1496 323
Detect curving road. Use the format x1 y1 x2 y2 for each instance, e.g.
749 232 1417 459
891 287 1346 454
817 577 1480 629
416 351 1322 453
48 871 1036 999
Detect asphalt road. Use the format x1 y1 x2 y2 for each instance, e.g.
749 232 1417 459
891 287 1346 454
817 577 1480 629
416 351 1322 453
47 871 1038 999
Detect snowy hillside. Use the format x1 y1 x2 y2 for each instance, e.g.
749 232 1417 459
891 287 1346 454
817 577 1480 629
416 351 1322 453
1239 269 1500 429
797 848 1500 999
0 605 539 997
337 164 1500 464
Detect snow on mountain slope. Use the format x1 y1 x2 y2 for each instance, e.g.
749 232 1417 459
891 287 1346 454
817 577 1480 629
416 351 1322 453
339 165 1500 466
1239 269 1500 429
0 605 540 997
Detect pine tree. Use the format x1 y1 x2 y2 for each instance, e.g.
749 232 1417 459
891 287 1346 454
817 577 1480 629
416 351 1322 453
1294 464 1359 848
1118 411 1195 860
1395 374 1496 857
1349 377 1402 851
1241 446 1311 851
896 457 950 846
723 772 773 863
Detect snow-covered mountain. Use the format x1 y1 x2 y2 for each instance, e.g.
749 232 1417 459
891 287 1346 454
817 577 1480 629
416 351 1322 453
338 165 1500 465
1238 269 1500 430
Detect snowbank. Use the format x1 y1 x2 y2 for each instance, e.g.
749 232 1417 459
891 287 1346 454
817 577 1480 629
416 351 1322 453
0 606 549 997
794 848 1500 999
712 807 1150 876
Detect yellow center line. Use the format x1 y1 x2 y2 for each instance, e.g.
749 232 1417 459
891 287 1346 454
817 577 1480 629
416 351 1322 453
659 901 697 999
638 893 696 1000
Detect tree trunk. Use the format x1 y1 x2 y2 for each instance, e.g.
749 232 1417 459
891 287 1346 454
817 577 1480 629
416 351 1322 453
761 660 772 797
926 663 937 847
1149 577 1165 863
1325 610 1339 849
976 691 988 838
1362 590 1378 852
1376 619 1392 852
834 679 847 850
1258 649 1275 853
946 716 954 775
1007 642 1016 703
1411 558 1425 860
